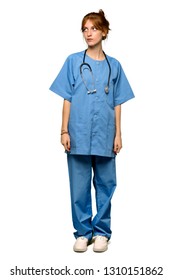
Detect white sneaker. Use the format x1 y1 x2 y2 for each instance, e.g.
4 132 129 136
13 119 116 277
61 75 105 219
73 237 88 252
93 236 108 252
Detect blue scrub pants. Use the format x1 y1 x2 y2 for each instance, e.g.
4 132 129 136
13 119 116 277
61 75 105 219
67 155 117 241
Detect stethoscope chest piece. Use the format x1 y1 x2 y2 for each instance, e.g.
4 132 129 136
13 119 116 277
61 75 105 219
104 86 109 94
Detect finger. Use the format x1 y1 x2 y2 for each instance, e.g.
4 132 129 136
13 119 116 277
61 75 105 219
65 141 70 151
114 145 121 153
67 140 70 150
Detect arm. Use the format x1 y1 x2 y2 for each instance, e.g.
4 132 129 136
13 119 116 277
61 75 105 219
61 99 71 151
114 104 122 154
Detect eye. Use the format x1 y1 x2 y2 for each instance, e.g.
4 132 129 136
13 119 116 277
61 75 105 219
92 27 97 31
82 27 88 32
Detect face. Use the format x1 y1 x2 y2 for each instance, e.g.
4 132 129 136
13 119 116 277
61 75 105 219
82 19 105 47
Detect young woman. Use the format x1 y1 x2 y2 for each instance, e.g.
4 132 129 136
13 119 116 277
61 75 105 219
50 9 135 252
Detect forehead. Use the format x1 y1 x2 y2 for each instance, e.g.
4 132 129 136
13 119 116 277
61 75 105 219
83 19 95 27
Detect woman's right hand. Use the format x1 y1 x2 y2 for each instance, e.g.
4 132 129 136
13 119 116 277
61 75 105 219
61 133 71 152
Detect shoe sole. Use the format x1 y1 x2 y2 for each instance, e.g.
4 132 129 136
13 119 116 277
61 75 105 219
93 248 108 253
73 245 88 252
73 248 87 253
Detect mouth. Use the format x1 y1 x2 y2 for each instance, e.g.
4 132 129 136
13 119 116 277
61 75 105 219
87 39 93 43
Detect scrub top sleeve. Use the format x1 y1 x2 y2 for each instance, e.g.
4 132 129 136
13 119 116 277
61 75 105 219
49 56 74 102
114 62 135 106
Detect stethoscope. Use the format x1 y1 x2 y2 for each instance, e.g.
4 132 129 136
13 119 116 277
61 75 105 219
80 49 111 94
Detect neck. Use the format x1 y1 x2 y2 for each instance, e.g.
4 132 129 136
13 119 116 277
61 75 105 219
86 46 105 60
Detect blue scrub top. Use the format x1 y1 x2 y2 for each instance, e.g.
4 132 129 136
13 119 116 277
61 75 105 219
50 50 135 157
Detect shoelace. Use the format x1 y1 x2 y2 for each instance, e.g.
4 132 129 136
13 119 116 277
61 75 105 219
96 236 107 241
79 236 87 240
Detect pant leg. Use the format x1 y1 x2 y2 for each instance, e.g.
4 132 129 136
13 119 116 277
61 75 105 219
92 156 117 239
67 154 93 240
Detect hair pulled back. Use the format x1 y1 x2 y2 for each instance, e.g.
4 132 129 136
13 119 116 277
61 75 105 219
81 9 110 40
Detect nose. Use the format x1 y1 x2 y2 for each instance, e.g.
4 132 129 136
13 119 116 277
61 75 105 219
87 29 92 36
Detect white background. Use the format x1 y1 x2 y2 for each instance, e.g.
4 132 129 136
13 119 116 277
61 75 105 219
0 0 173 279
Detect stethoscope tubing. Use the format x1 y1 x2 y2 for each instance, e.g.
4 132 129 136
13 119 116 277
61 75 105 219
80 49 111 94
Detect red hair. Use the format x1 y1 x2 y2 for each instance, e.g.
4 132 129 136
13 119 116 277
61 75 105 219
81 9 110 40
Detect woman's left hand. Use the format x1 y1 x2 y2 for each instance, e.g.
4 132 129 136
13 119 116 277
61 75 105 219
113 135 122 154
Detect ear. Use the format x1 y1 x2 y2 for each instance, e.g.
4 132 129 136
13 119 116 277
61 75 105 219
102 31 106 37
102 32 107 40
102 28 107 40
